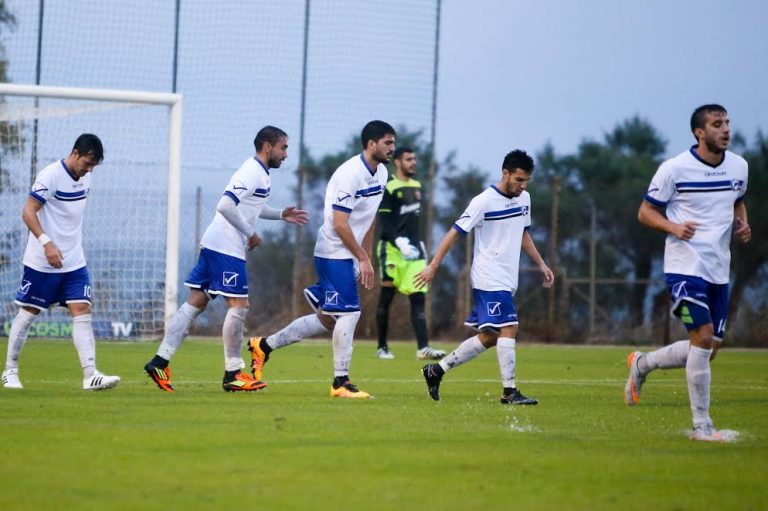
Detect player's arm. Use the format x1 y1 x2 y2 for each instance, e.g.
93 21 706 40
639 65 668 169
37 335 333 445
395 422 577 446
414 227 460 289
332 209 374 289
216 195 261 250
22 196 63 269
733 201 751 243
637 200 698 241
521 229 554 289
260 204 309 226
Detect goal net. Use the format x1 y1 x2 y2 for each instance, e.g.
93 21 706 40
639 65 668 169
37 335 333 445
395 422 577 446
0 83 181 340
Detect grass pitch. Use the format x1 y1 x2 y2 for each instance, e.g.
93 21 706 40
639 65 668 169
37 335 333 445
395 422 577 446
0 338 766 511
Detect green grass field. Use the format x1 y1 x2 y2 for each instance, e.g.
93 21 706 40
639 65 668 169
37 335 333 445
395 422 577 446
1 338 766 511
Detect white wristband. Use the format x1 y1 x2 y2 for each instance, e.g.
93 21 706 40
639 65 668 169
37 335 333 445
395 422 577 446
38 233 51 245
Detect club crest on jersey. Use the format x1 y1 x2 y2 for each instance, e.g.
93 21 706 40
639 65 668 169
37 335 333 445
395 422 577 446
19 280 31 295
487 302 502 316
222 272 238 287
731 179 743 191
522 206 530 216
325 291 339 305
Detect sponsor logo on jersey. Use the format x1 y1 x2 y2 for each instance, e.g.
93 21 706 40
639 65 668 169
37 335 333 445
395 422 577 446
232 181 248 193
336 192 352 205
705 171 726 177
222 272 239 287
32 184 49 195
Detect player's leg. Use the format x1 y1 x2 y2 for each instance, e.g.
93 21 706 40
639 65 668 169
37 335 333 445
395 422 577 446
59 267 120 390
220 296 265 391
495 323 537 405
247 283 333 381
3 267 59 389
144 250 214 391
375 285 396 358
314 258 369 398
375 240 398 359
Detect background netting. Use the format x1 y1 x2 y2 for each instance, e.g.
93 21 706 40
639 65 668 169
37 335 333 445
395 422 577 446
0 0 438 339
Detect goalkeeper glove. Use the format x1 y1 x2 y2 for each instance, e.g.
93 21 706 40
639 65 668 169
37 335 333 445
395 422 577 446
394 237 420 260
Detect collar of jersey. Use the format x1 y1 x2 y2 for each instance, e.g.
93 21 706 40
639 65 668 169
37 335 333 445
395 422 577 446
490 184 514 199
253 156 271 175
60 159 80 181
359 153 377 176
689 145 725 169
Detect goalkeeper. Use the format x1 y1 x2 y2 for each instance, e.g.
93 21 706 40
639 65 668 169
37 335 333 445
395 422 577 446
375 147 445 360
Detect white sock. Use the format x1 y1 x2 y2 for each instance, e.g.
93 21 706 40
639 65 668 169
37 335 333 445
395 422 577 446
4 309 36 371
687 345 713 428
496 337 516 388
332 313 359 377
72 314 97 378
223 307 248 372
267 314 328 350
439 336 486 373
157 303 203 361
640 339 689 374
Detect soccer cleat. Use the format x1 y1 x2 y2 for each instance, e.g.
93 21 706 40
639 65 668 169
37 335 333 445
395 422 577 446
417 346 446 360
422 364 443 401
83 372 120 391
624 351 646 406
2 368 23 389
222 371 267 392
689 425 737 443
144 362 174 392
376 348 395 360
247 336 270 381
500 388 538 405
330 381 371 399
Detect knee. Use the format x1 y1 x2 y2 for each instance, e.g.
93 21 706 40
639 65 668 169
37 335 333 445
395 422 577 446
478 331 498 348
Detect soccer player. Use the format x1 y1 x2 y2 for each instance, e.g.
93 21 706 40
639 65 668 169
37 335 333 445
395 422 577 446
374 147 445 360
624 104 750 442
2 134 120 391
247 120 395 398
143 126 308 392
416 150 553 404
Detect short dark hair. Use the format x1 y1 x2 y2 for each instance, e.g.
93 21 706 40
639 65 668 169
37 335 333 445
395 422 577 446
72 133 104 163
360 120 395 149
502 149 534 173
254 126 288 151
393 146 414 160
690 104 727 135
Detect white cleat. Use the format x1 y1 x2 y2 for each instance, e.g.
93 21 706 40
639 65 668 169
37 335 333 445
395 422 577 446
417 346 446 360
376 348 395 360
689 425 739 443
83 372 121 391
2 368 23 389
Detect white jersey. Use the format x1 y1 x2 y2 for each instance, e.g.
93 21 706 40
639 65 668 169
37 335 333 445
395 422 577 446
453 186 532 293
200 157 272 260
644 148 748 284
314 153 388 259
23 160 90 273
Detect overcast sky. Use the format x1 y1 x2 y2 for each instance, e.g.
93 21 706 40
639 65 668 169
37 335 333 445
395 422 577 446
436 0 768 173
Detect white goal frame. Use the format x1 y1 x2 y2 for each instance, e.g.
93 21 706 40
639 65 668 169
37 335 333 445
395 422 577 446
0 83 182 329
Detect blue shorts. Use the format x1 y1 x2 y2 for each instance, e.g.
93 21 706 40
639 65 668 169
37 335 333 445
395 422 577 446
464 289 518 331
15 265 92 310
666 273 729 340
185 247 248 298
303 257 360 315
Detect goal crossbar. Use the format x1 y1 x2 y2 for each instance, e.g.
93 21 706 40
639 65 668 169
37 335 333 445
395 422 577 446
0 83 183 330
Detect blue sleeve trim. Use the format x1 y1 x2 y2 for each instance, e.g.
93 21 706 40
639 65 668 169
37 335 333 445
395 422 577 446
29 192 46 205
223 190 240 205
524 225 531 231
643 194 667 208
452 223 468 236
735 194 745 204
332 204 352 214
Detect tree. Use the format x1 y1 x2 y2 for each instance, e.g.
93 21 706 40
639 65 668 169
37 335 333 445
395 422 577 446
563 117 667 328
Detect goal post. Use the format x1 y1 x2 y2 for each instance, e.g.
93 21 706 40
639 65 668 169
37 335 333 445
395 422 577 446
0 83 182 339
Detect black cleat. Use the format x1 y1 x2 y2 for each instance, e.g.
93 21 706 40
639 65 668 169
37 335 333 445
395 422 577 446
422 364 443 401
500 388 538 405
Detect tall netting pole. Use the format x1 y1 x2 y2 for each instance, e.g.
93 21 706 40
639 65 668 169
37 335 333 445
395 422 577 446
425 0 441 331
